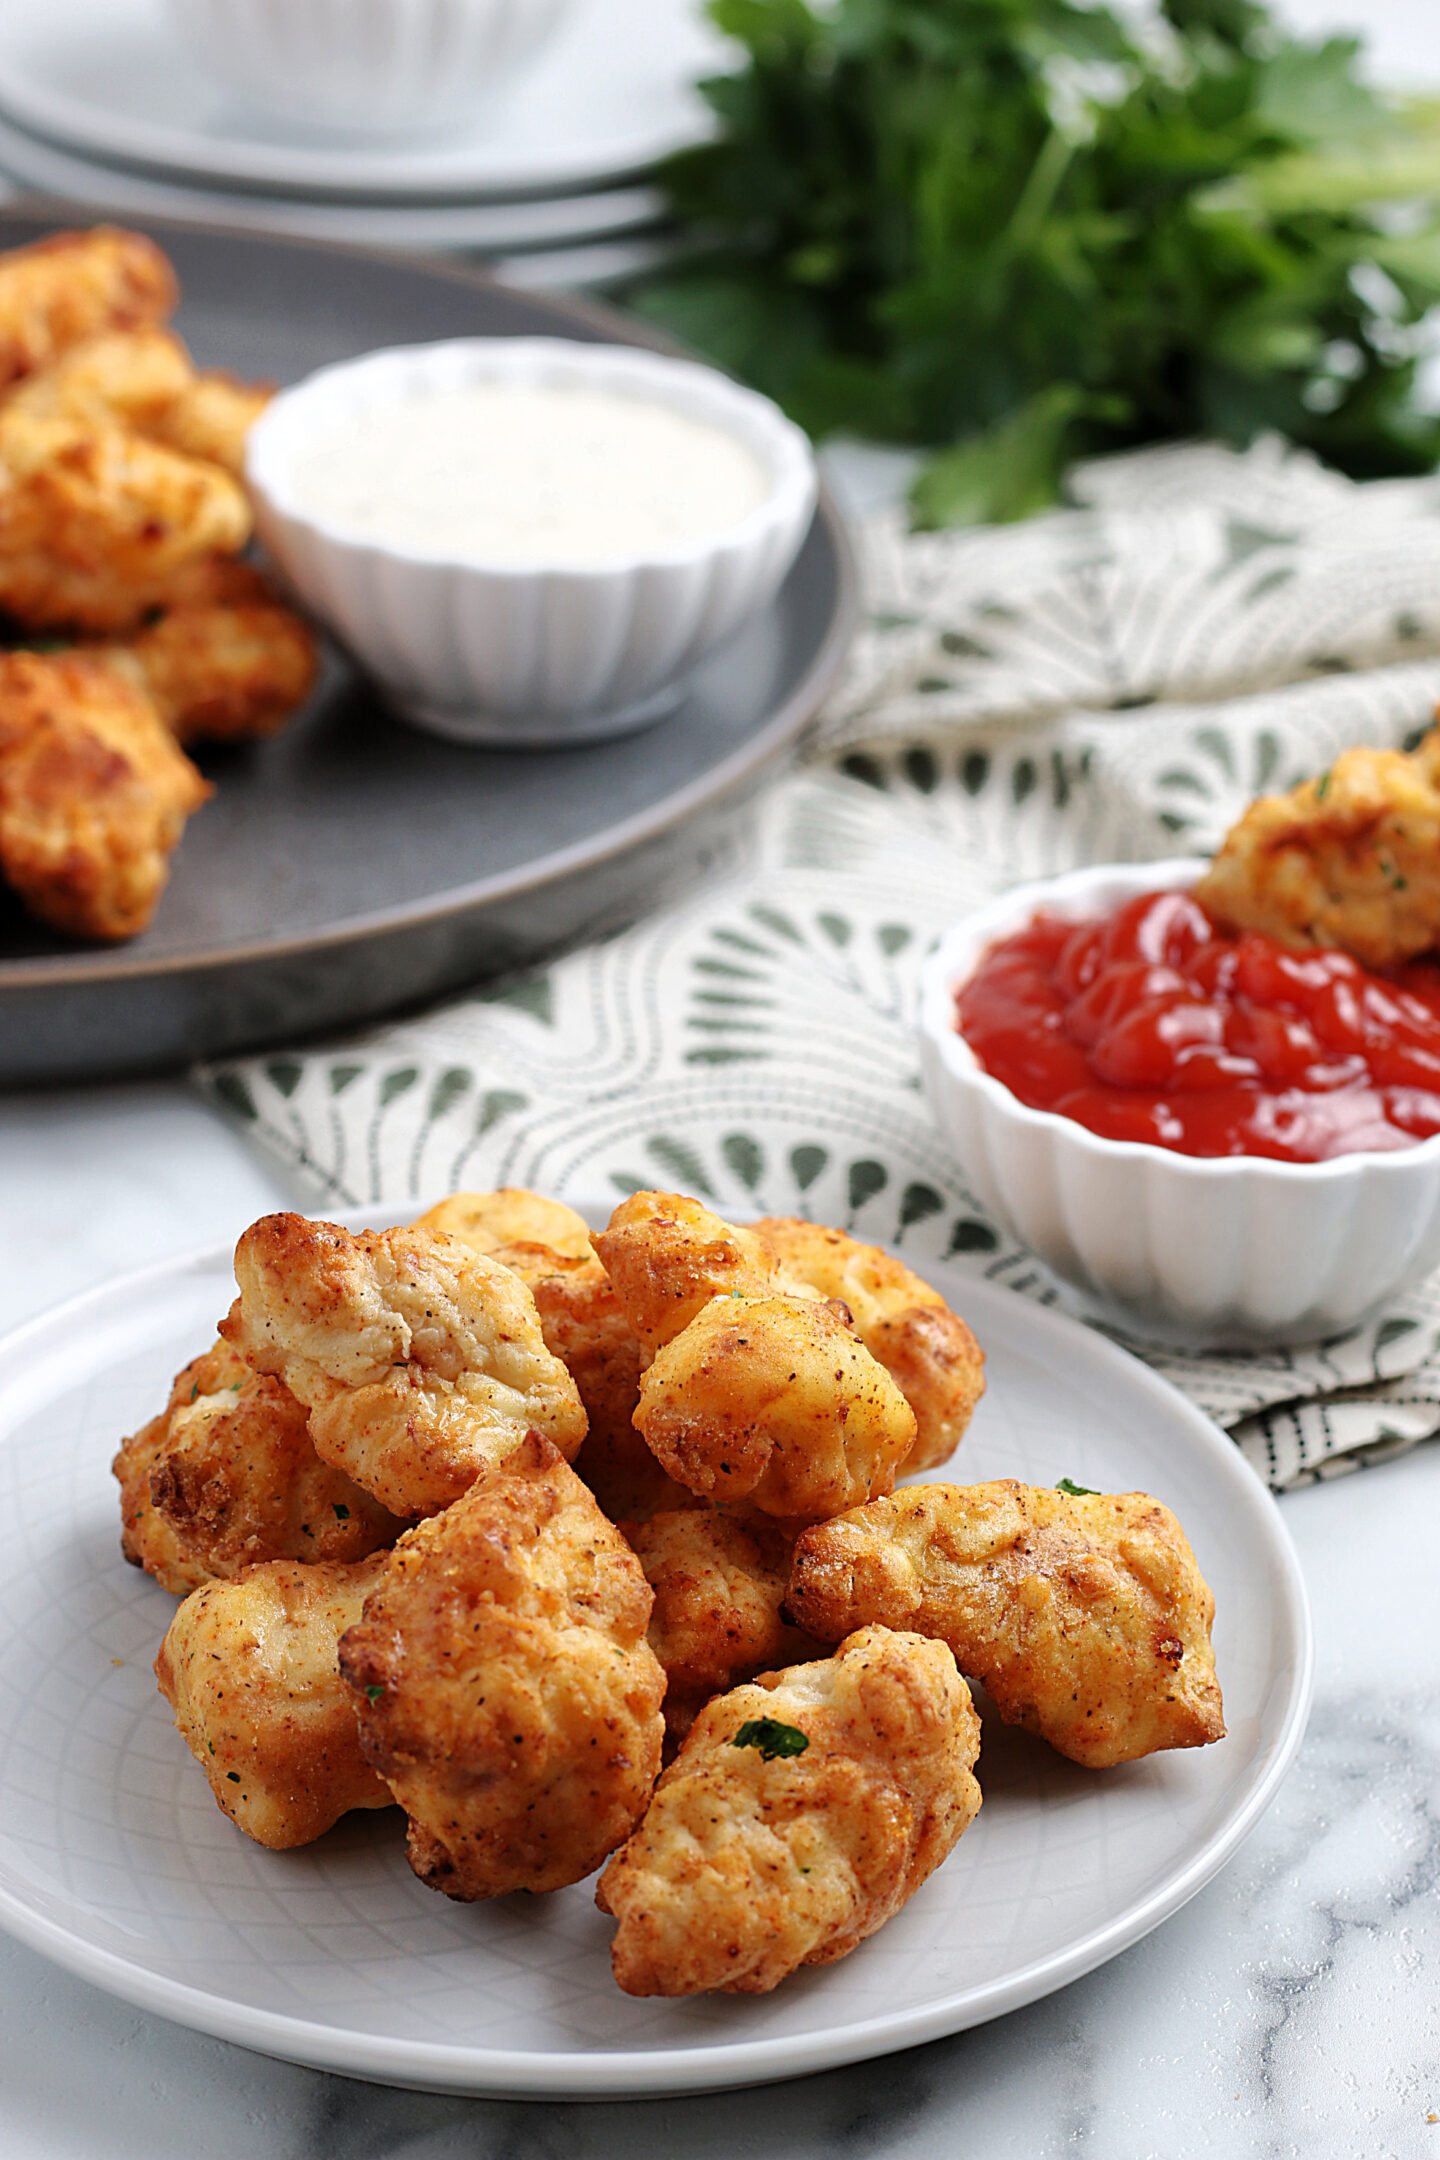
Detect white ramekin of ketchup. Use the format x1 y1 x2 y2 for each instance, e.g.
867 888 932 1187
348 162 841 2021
919 859 1440 1347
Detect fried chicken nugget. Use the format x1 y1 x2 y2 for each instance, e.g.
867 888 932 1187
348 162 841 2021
596 1624 982 1996
5 328 194 430
412 1192 690 1518
113 1409 212 1596
4 328 271 478
0 650 209 939
0 228 176 390
1196 729 1440 971
155 1555 394 1848
338 1433 666 1899
0 409 250 633
92 588 318 745
533 1259 692 1520
151 552 273 609
594 1189 806 1359
622 1509 820 1746
144 1339 402 1578
412 1189 595 1278
752 1219 984 1475
221 1214 587 1517
114 1339 398 1589
635 1293 917 1523
145 370 273 478
787 1481 1224 1770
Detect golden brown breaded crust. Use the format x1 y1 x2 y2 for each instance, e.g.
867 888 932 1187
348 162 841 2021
752 1218 984 1475
0 228 177 389
408 1198 689 1512
596 1624 982 1996
1196 728 1440 971
869 1304 986 1476
788 1481 1224 1769
114 1340 397 1593
575 1414 694 1523
0 408 250 632
93 590 318 744
621 1509 821 1747
155 1555 394 1849
635 1292 917 1523
412 1189 595 1277
0 650 209 939
594 1190 805 1359
151 552 273 609
3 328 269 486
144 371 272 477
221 1214 588 1518
338 1433 665 1900
530 1256 691 1520
5 327 195 431
113 1410 212 1596
408 1203 677 1512
146 1339 402 1578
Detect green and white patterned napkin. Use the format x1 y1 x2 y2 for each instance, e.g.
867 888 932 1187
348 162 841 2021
201 438 1440 1492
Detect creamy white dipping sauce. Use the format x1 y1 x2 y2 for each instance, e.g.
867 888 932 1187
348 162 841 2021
286 380 774 564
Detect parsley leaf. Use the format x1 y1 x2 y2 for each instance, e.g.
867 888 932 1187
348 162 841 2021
733 1716 810 1760
365 1684 386 1702
332 1502 350 1521
629 0 1440 524
1056 1476 1100 1496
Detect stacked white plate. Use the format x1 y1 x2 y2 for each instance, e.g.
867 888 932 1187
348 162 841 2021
0 0 724 286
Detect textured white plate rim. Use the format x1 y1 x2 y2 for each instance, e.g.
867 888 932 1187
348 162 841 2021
0 110 668 247
491 235 680 293
0 1218 1313 2100
0 0 720 202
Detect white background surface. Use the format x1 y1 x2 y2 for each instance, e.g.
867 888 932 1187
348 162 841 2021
2 0 1440 2149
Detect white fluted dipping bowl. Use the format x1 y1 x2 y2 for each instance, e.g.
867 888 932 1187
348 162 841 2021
163 0 573 137
247 338 819 747
919 859 1440 1347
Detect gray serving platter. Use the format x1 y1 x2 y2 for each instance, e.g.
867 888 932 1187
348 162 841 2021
0 204 856 1087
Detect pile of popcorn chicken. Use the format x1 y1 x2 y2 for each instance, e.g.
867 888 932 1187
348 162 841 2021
115 1189 1225 1999
0 226 317 942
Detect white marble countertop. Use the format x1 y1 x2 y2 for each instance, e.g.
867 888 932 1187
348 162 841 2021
1 1079 1437 2160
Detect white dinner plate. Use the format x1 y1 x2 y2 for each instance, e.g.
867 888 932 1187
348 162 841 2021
0 113 667 253
0 0 722 203
492 235 682 292
0 1212 1311 2099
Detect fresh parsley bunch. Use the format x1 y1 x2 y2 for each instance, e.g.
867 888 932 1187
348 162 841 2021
629 0 1440 524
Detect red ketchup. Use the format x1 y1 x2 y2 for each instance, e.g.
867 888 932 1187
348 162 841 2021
954 889 1440 1162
